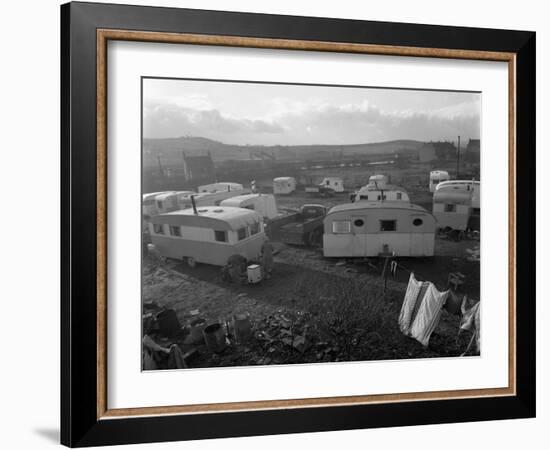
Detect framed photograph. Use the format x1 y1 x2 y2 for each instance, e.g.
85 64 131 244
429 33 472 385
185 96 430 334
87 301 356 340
61 1 535 447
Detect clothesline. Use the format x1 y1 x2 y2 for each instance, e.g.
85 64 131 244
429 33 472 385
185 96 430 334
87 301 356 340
389 260 446 291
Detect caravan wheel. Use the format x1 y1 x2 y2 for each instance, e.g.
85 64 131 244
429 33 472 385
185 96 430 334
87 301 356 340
186 257 197 268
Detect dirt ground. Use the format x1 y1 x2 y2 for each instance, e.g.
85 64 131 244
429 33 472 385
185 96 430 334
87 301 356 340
143 230 479 369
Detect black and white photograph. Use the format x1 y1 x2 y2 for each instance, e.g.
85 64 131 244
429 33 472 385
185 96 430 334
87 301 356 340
141 78 482 370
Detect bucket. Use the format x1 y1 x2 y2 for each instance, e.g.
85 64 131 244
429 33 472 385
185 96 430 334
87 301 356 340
188 318 207 345
233 313 252 343
203 323 226 353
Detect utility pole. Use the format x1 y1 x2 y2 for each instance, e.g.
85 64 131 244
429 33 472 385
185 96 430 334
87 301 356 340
456 136 461 178
157 154 164 178
182 150 188 181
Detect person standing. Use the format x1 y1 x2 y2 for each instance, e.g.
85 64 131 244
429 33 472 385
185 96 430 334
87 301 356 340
260 239 274 279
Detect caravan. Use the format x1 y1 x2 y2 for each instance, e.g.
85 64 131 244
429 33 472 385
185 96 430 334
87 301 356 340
220 194 278 220
178 190 250 210
351 185 410 203
172 191 197 208
429 170 450 192
319 177 344 193
142 191 172 217
323 202 436 257
153 192 180 214
149 206 266 267
198 182 244 193
368 174 389 188
273 177 296 195
435 180 480 210
432 189 473 231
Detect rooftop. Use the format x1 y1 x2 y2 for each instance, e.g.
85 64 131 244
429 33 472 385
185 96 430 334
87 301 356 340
142 191 172 201
154 206 263 231
327 202 429 215
199 182 244 192
357 184 408 193
154 192 178 201
436 180 479 187
221 193 267 204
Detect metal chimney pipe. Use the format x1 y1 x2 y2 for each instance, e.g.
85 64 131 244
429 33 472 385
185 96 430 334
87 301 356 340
190 195 198 215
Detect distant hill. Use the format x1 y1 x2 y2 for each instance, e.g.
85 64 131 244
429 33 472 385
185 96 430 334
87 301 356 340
142 136 424 167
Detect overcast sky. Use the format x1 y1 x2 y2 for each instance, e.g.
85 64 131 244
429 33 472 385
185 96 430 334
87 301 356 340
143 78 480 146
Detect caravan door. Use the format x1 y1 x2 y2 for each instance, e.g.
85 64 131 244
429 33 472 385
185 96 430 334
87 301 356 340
351 215 368 257
410 214 428 256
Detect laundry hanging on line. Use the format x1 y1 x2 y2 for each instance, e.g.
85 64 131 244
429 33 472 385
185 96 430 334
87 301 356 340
460 301 481 354
398 273 450 347
445 290 467 316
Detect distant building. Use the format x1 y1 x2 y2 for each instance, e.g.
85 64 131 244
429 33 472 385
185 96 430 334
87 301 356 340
182 151 215 181
431 141 457 161
467 139 480 152
418 144 436 162
464 139 480 164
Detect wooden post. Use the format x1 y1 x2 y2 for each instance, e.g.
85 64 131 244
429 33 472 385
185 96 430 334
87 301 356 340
381 256 390 296
456 136 461 178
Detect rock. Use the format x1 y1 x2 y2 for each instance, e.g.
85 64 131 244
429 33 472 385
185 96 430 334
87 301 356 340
281 337 293 346
292 335 307 352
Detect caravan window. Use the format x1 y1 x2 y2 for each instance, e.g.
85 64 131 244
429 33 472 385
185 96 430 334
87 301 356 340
214 230 228 242
156 200 163 209
169 226 181 237
153 224 164 234
332 221 351 234
396 193 402 200
380 220 397 232
445 204 456 212
250 222 260 235
237 227 247 240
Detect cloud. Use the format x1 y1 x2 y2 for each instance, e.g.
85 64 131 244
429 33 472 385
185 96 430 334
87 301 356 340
143 102 284 139
143 97 480 145
270 100 480 144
